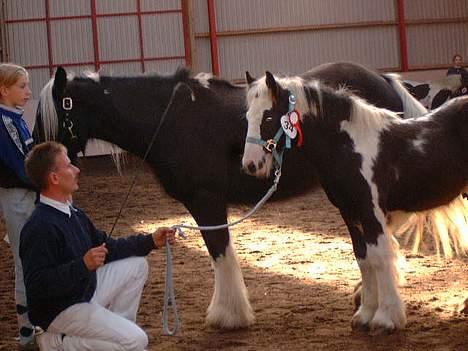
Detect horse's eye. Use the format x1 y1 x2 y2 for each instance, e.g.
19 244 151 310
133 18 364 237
263 111 273 122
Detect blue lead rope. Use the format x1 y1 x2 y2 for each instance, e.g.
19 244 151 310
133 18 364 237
162 238 183 336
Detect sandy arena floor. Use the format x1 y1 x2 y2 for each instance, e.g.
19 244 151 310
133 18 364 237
0 158 466 350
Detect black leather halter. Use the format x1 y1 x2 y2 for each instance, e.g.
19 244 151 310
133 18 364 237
54 96 82 161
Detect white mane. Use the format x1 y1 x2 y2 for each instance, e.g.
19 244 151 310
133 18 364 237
39 78 59 140
347 95 399 132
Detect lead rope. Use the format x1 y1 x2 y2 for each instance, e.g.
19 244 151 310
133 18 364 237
162 168 283 335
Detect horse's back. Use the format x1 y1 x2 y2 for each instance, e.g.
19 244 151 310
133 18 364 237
302 62 403 112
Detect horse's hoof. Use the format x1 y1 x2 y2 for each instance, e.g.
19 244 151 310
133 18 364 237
351 304 377 332
369 309 406 334
205 307 255 330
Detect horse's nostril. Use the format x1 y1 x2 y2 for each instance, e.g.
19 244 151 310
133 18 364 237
247 162 256 174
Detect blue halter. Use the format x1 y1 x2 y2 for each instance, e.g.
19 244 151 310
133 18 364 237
246 93 296 168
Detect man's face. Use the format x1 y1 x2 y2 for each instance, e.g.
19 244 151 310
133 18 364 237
0 74 32 108
51 151 80 195
454 56 463 68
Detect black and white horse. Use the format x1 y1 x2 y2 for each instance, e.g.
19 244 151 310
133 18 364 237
242 71 468 333
404 74 467 110
34 61 443 330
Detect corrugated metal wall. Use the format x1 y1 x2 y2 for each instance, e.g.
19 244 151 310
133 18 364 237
2 0 467 95
191 0 467 80
404 0 468 69
2 0 187 97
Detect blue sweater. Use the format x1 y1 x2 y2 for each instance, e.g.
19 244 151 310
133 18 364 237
20 202 156 329
0 104 35 189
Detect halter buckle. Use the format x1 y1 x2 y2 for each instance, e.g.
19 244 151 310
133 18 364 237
264 139 277 153
62 97 73 111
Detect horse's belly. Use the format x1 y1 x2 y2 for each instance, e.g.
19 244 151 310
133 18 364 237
386 180 465 212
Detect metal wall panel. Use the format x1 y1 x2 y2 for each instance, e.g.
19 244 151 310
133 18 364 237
51 19 94 64
141 0 180 11
28 68 51 100
145 58 185 73
6 22 48 66
96 0 136 14
194 38 212 73
4 0 45 20
405 0 468 20
407 22 468 66
65 64 95 73
142 13 184 57
49 0 91 17
218 27 399 80
98 16 140 61
192 0 208 33
99 61 141 74
215 0 395 31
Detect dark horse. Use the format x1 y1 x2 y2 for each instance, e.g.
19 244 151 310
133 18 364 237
242 70 468 333
34 62 429 329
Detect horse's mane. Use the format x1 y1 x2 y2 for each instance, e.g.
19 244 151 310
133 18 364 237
249 73 403 133
39 78 59 141
347 94 400 132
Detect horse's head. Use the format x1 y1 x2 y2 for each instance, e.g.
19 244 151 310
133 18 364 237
35 66 109 162
242 71 306 178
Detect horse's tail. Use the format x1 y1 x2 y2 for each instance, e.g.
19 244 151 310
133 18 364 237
397 194 468 257
383 73 428 118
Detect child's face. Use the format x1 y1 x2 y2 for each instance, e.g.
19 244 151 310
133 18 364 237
0 74 32 108
454 56 463 68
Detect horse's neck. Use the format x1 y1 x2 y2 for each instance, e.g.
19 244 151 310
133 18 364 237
89 78 247 159
90 78 173 157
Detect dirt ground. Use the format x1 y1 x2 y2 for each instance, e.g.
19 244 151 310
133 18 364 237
0 157 466 351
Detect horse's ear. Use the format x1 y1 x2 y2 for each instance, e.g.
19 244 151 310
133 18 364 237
245 71 256 85
265 71 280 104
53 66 67 97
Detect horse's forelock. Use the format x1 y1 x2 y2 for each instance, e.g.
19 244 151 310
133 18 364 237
39 78 59 141
275 76 311 119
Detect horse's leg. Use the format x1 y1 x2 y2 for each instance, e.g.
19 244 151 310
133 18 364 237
340 212 378 331
360 209 406 333
184 189 254 329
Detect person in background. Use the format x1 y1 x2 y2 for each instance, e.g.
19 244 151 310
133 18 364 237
20 141 176 351
0 63 37 350
446 54 468 95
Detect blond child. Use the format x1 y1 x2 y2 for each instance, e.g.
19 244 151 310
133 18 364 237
0 63 37 350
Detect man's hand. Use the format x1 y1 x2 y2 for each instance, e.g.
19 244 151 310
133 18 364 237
83 243 108 271
153 227 176 248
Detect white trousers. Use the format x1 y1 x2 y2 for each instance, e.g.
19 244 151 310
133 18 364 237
44 257 150 351
0 187 36 340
